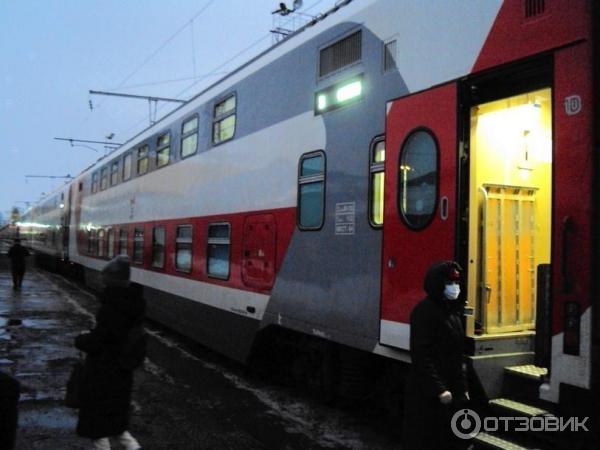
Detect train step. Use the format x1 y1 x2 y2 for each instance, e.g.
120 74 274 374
504 365 548 381
502 365 547 402
479 397 576 450
472 431 530 450
488 397 553 418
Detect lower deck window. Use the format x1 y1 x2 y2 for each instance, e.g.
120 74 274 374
207 223 230 278
107 229 115 258
87 230 96 255
151 226 165 268
97 229 106 257
133 228 144 264
118 229 128 255
175 225 193 272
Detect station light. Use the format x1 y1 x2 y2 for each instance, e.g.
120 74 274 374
314 74 363 115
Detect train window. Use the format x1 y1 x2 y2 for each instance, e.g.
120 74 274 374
133 228 144 264
151 226 165 268
87 230 94 254
137 145 149 175
212 94 236 145
156 133 170 168
207 223 230 279
100 167 108 190
97 229 106 257
110 161 119 186
107 228 115 259
369 138 385 227
298 151 326 230
398 129 438 230
122 153 132 181
92 173 98 194
85 231 90 253
175 225 193 273
181 116 198 158
118 228 128 255
383 39 397 73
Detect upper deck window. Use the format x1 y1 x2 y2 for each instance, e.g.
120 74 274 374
319 30 362 78
122 153 132 181
156 133 170 168
212 94 236 145
100 167 108 190
181 116 198 158
137 145 149 175
110 161 119 186
91 173 99 194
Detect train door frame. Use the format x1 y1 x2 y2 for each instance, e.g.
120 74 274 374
456 55 554 359
592 0 600 399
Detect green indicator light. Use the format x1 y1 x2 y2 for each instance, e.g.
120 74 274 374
336 81 362 102
317 94 328 111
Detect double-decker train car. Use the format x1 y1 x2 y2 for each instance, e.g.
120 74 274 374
19 188 71 267
21 0 599 445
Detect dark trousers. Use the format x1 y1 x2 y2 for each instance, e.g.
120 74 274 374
11 268 25 288
0 371 20 450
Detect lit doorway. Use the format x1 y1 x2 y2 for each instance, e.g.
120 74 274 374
467 88 552 335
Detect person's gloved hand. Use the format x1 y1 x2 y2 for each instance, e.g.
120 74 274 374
439 390 453 405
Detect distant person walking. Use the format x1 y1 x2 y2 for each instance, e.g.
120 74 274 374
75 255 146 450
7 238 30 289
402 261 469 450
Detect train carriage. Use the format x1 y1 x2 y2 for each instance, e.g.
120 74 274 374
20 0 599 444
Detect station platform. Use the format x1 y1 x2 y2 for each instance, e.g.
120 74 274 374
0 267 268 450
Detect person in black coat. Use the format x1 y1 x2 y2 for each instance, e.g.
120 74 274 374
402 260 469 450
75 255 146 450
7 238 30 289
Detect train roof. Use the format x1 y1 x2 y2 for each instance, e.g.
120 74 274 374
73 0 357 180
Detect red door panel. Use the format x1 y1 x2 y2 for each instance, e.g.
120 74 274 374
381 83 458 333
242 214 277 291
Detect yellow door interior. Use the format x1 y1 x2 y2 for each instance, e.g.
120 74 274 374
467 88 552 335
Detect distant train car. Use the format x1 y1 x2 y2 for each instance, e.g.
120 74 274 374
21 0 599 445
19 189 70 268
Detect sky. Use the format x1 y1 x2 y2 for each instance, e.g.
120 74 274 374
0 0 339 223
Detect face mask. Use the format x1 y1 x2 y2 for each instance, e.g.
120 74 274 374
444 283 460 300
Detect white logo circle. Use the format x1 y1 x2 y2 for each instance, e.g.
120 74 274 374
450 408 481 439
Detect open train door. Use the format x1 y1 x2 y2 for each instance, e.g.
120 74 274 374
380 83 458 350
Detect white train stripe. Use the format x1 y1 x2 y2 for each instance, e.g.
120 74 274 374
81 110 326 225
72 254 269 320
132 267 268 321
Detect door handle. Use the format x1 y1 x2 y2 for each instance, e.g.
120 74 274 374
387 258 396 269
